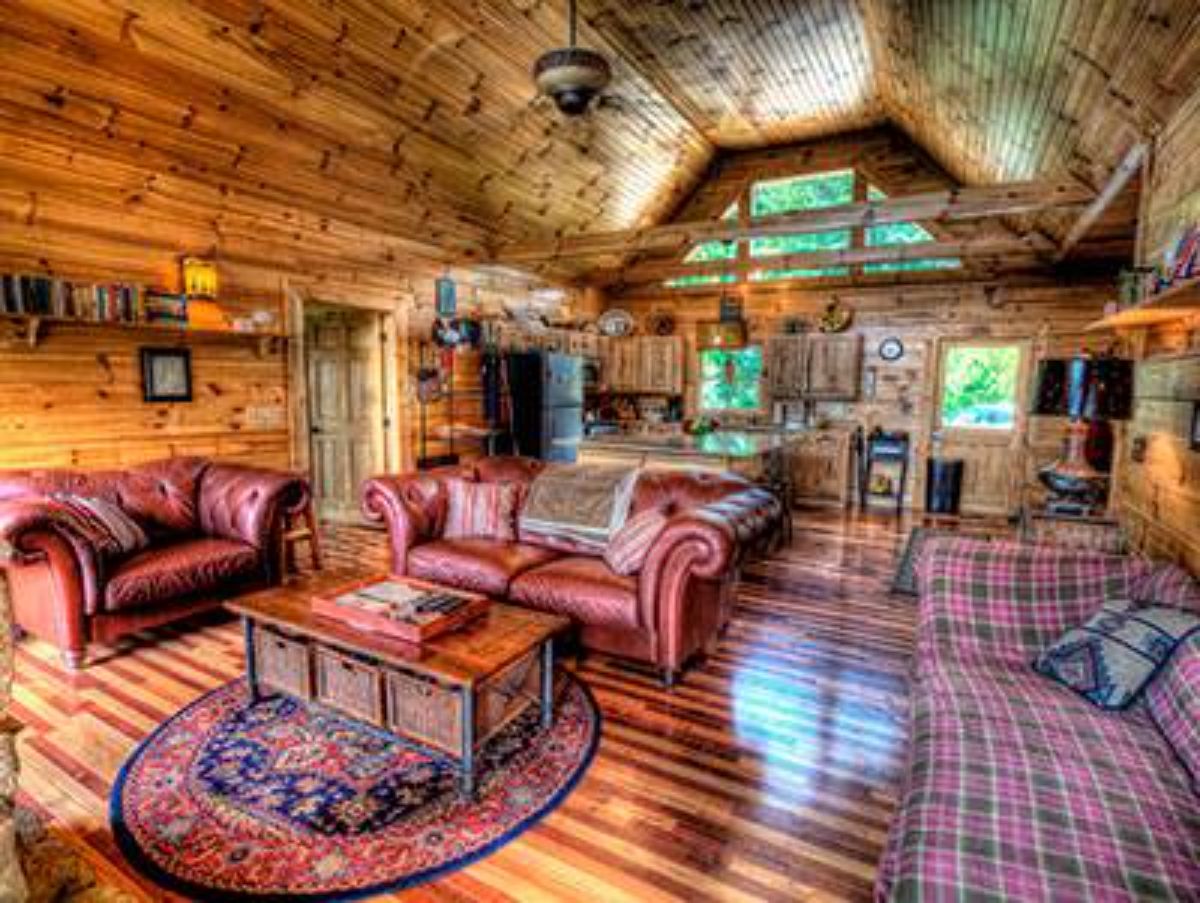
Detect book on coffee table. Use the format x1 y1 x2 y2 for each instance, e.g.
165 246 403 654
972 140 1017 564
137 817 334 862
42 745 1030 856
311 575 489 643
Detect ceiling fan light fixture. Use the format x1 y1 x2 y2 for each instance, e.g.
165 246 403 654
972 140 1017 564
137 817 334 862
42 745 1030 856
534 47 612 116
533 0 611 116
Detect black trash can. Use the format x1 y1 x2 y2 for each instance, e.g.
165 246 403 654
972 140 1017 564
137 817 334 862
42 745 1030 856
925 458 964 515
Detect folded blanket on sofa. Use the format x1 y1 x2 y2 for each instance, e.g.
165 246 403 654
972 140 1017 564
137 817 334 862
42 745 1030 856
519 464 638 551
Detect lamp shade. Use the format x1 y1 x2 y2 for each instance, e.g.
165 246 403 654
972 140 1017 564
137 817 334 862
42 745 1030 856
1031 356 1134 421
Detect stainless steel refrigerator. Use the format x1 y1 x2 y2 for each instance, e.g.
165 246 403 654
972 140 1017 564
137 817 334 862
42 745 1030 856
505 352 583 462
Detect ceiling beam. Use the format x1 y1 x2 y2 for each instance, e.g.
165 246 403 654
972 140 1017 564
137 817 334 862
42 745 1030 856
1055 142 1149 262
601 236 1055 286
491 180 1095 264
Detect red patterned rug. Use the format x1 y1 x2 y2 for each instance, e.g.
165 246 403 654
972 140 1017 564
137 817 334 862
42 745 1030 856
110 675 599 901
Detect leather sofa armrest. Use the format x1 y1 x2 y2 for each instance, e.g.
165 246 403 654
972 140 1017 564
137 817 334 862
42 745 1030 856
0 498 103 629
637 510 736 665
198 464 309 554
635 488 779 671
361 475 444 576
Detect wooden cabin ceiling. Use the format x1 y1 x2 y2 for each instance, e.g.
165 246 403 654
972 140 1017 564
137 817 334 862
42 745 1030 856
4 0 1200 281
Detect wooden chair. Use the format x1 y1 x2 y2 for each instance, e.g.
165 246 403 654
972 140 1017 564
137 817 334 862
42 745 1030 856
278 500 323 577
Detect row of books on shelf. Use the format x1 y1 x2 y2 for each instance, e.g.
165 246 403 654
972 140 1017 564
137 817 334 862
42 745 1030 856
1 275 189 327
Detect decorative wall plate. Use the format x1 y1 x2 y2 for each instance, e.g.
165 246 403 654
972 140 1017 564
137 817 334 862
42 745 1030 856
597 308 634 337
878 337 905 361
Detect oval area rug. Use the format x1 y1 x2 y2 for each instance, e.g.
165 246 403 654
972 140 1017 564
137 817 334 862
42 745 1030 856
111 675 599 901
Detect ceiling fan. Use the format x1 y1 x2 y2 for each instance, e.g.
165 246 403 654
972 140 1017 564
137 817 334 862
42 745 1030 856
533 0 612 116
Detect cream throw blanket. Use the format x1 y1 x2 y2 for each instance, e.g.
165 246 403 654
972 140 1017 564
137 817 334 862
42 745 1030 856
519 464 639 550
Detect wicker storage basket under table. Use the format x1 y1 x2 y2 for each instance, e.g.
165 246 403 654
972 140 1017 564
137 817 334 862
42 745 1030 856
227 577 570 798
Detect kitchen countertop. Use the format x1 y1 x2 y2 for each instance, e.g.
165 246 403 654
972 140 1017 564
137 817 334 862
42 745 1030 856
578 430 802 459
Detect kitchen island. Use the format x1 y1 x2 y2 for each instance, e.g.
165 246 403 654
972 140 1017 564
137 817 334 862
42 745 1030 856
576 430 798 478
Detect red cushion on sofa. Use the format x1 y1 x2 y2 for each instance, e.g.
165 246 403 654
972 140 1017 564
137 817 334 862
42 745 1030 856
407 539 560 597
104 538 260 611
510 556 639 629
443 478 522 542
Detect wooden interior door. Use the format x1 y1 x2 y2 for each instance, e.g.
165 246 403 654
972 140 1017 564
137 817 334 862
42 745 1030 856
306 310 383 523
930 338 1031 517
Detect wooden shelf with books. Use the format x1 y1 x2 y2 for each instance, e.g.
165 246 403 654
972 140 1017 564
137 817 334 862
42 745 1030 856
1087 276 1200 331
0 312 288 355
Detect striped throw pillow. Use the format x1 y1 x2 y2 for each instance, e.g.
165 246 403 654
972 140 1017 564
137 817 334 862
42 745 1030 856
443 478 521 542
51 494 149 556
604 507 670 576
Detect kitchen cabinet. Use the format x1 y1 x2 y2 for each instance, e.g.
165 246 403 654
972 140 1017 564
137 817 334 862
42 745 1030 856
807 334 862 400
767 335 808 398
767 334 862 401
602 336 684 394
789 430 854 506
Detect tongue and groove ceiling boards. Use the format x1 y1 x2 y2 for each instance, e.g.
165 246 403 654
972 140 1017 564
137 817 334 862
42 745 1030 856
3 1 1200 290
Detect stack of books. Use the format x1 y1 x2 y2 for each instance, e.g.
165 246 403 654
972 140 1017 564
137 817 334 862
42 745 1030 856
1 274 144 323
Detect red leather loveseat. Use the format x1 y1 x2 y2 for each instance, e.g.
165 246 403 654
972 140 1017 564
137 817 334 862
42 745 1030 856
362 456 780 684
0 457 309 668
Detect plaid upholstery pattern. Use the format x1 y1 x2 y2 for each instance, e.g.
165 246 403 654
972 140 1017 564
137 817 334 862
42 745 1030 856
879 539 1200 901
604 506 669 576
1147 633 1200 790
442 478 521 542
914 537 1152 677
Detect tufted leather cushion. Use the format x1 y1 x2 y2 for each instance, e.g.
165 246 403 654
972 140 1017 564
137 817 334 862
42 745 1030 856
408 539 560 597
511 556 639 629
104 537 260 612
629 468 754 518
0 457 209 536
472 456 545 487
199 463 306 550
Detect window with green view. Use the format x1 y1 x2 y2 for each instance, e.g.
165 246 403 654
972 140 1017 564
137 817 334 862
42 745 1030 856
749 170 853 281
699 347 762 411
666 203 740 288
865 185 960 274
939 345 1021 430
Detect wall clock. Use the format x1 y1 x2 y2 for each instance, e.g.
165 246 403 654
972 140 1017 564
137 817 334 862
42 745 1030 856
878 337 905 362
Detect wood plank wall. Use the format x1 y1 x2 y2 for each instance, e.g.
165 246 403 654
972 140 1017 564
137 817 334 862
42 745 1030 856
1115 88 1200 575
0 282 291 470
621 280 1111 507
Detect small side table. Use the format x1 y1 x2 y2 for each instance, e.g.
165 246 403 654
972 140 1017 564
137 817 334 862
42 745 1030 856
278 501 323 577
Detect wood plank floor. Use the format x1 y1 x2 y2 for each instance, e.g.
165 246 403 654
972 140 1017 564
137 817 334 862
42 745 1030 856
9 509 924 902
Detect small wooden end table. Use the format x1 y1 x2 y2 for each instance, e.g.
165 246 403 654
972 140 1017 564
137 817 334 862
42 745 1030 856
227 577 569 798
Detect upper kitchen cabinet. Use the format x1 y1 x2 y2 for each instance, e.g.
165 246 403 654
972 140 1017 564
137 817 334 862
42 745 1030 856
805 334 862 400
767 334 862 401
602 336 685 394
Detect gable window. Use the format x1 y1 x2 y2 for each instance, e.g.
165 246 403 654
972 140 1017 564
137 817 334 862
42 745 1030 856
666 203 739 288
665 171 963 287
749 170 852 280
864 185 960 273
699 347 762 411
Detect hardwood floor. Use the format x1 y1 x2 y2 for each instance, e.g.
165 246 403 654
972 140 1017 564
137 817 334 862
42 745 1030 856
10 509 921 902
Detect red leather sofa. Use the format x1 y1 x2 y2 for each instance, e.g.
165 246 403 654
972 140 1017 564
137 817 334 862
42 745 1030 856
0 457 309 668
362 456 780 684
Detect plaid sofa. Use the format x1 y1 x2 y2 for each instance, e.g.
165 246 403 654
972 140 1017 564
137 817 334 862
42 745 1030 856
876 538 1200 902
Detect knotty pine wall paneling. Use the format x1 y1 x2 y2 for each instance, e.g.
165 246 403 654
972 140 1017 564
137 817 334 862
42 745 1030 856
1115 85 1200 574
619 279 1112 509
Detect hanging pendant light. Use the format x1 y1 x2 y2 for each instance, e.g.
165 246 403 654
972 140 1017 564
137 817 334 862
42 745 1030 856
533 0 612 116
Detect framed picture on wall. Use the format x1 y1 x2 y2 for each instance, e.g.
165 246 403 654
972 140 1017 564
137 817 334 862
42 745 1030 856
140 348 192 403
1191 401 1200 451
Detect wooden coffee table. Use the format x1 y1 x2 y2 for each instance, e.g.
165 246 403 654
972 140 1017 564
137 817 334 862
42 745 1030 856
226 576 570 798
